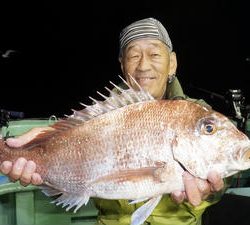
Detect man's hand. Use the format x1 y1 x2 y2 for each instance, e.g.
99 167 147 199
0 127 52 186
5 126 54 148
171 171 224 206
0 158 43 186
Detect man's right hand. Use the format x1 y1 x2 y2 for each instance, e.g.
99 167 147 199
0 158 43 186
0 127 52 186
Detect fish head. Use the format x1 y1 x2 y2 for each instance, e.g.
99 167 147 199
171 103 250 179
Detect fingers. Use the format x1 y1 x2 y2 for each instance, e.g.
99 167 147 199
9 157 27 181
5 137 24 148
0 161 13 174
0 158 43 186
207 171 224 192
19 160 37 186
171 190 186 204
184 171 224 206
171 171 224 206
6 127 55 148
31 173 43 185
195 177 210 200
183 171 202 206
171 172 202 206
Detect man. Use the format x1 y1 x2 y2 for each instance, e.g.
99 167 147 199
0 18 224 224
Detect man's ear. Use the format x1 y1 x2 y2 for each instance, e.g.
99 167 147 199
169 52 177 75
119 57 124 74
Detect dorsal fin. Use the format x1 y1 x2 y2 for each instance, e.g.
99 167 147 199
70 75 154 122
21 75 154 149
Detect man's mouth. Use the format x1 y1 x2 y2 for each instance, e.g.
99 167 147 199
135 76 156 84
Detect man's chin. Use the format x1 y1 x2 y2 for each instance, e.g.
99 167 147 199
140 86 154 95
130 80 155 94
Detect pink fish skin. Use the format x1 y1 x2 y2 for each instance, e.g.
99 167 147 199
1 87 250 225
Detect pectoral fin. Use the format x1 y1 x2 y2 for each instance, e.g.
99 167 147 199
131 195 162 225
91 166 166 184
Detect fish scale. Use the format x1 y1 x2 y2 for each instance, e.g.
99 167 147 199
1 77 250 225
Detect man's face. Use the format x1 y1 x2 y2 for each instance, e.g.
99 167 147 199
120 39 177 99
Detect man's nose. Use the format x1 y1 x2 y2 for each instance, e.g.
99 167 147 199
137 55 151 71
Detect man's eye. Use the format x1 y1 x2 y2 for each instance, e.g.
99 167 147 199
128 55 140 60
151 53 160 57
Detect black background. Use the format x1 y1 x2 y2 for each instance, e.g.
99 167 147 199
0 1 249 118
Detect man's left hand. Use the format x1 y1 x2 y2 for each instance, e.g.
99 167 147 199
171 171 224 206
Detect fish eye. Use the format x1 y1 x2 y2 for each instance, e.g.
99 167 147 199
198 117 218 135
202 123 217 135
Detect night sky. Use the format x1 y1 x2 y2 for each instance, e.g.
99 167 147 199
0 1 249 119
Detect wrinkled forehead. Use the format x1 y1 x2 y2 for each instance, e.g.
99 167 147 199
124 38 169 53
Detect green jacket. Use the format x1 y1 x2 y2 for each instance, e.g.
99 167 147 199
93 78 224 225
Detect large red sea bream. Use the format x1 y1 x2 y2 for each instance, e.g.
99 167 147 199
1 76 250 225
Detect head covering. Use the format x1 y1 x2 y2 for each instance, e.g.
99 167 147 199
119 17 173 56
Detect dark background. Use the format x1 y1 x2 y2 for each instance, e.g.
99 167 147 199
0 1 249 118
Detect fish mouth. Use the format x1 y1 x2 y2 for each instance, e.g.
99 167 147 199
234 146 250 172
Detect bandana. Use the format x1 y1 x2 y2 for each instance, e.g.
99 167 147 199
119 17 173 56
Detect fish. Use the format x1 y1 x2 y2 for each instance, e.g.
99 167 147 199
1 76 250 225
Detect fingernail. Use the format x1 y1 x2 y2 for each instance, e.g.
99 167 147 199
15 158 27 170
26 161 36 171
173 190 182 198
0 161 12 174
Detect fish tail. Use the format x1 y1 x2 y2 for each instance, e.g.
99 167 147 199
0 138 11 163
